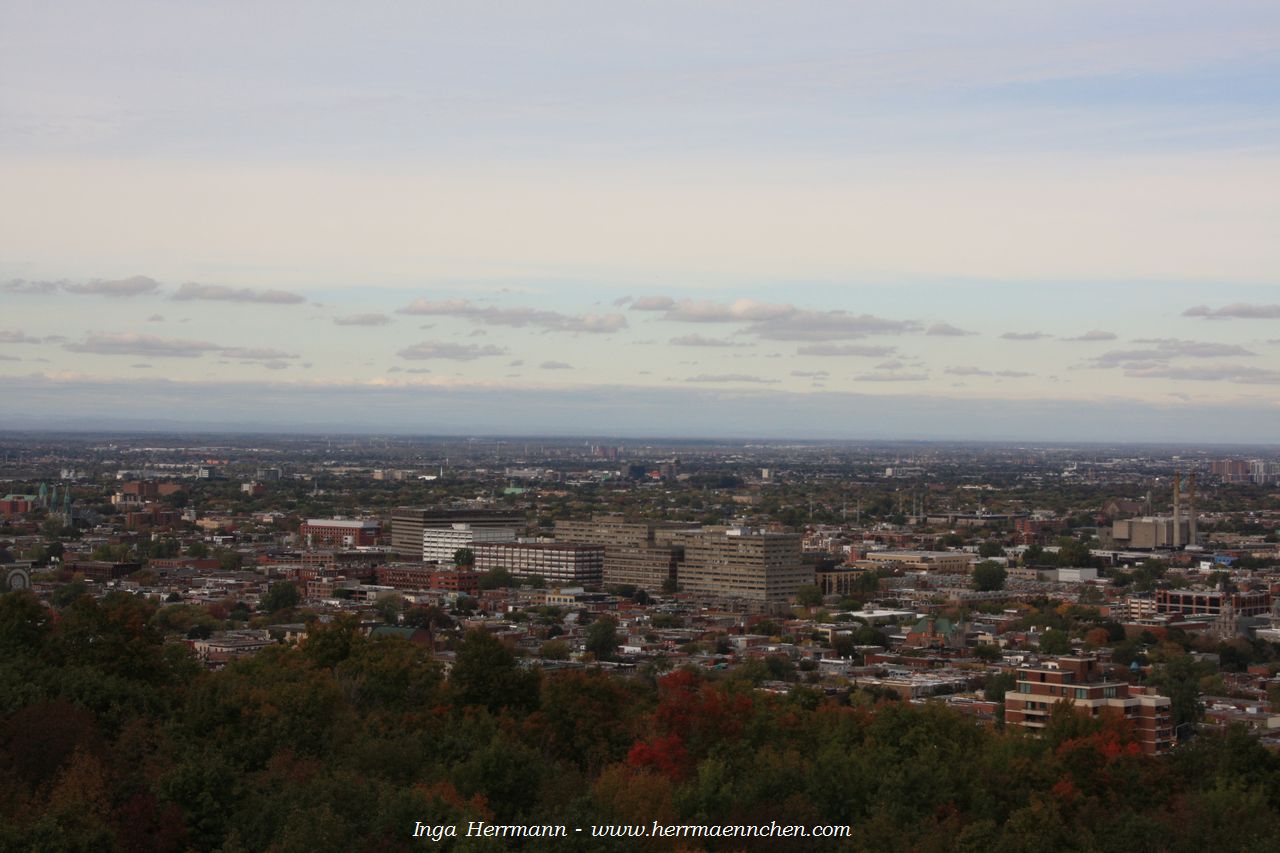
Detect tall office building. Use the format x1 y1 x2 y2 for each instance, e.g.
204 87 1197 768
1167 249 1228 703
422 523 517 563
390 507 525 560
678 527 810 606
555 515 698 591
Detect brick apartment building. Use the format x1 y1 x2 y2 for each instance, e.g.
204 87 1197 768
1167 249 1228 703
1004 655 1174 754
64 560 140 582
1155 588 1271 618
298 518 380 549
375 563 480 595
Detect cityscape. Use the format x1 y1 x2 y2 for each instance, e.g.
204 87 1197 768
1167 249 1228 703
4 1 1280 851
3 435 1280 848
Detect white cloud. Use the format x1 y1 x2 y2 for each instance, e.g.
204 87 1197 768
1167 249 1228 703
1125 364 1280 385
63 275 162 297
2 280 62 294
670 334 751 347
1092 339 1256 367
396 341 508 360
334 313 392 326
0 330 42 344
63 332 223 358
1184 303 1280 319
796 343 897 357
926 323 977 337
173 283 305 304
397 298 626 333
630 296 677 311
685 373 779 384
854 371 928 382
221 347 299 361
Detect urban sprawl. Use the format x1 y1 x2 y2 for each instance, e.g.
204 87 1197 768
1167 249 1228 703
5 434 1280 849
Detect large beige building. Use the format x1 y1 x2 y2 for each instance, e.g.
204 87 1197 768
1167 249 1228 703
473 541 605 586
677 527 810 606
555 515 698 591
853 551 973 574
1110 517 1192 550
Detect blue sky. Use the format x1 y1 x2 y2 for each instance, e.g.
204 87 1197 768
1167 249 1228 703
2 2 1278 440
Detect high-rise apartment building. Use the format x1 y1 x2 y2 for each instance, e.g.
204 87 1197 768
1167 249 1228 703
554 515 698 591
1250 460 1280 485
677 527 810 606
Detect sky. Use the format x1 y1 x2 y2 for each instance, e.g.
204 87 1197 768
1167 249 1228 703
2 1 1279 441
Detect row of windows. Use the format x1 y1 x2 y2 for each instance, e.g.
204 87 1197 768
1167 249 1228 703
1018 683 1118 699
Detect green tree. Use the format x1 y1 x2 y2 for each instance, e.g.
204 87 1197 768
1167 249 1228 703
260 581 300 613
540 639 571 660
1149 652 1208 730
403 605 453 649
983 671 1017 702
0 590 52 655
450 629 540 714
973 561 1008 592
764 654 797 681
453 547 475 567
1038 628 1071 655
52 580 90 609
586 616 620 661
478 567 513 590
794 584 824 607
973 643 1002 662
373 591 404 624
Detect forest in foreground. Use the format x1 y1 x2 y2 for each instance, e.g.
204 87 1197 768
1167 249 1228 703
2 590 1280 852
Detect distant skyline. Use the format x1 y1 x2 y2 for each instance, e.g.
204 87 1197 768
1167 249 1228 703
3 2 1278 440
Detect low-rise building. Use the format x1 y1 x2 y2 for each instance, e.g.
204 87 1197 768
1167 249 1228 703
299 518 380 548
1004 655 1174 753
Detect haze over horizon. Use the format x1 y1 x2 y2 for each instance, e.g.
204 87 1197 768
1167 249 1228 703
3 2 1279 440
